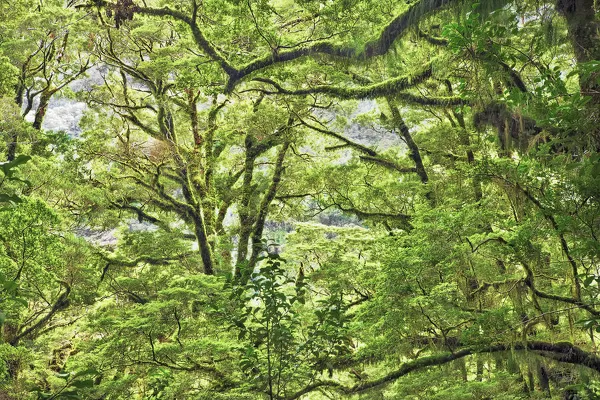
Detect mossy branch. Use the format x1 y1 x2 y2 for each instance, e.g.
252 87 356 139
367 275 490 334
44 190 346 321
283 341 600 399
234 0 459 89
248 66 432 99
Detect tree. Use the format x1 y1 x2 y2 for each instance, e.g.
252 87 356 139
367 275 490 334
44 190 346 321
0 0 94 160
1 0 600 398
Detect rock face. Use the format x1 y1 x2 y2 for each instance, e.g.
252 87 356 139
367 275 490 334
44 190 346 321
38 75 395 247
33 66 107 135
40 98 86 135
42 68 402 149
344 99 401 149
316 99 404 149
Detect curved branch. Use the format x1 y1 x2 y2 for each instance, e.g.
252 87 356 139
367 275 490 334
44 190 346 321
338 206 412 224
283 341 600 399
235 0 458 88
515 183 582 301
417 28 449 46
297 117 376 156
395 92 468 106
98 253 194 268
134 6 235 76
521 260 599 316
358 155 418 174
296 116 418 175
250 66 432 99
83 0 460 92
386 98 429 185
415 27 527 93
81 1 235 76
11 282 71 346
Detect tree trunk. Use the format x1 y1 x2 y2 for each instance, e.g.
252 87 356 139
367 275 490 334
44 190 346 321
192 211 214 275
476 356 484 381
557 0 600 146
247 142 289 271
537 363 551 398
386 98 431 202
557 0 600 103
457 358 468 382
5 133 18 161
32 91 51 130
235 137 258 277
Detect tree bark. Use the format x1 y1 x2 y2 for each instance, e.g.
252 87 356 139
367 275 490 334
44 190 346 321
557 0 600 103
32 91 51 131
247 141 290 271
284 341 600 399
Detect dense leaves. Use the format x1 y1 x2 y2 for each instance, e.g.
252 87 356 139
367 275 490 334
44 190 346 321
1 0 600 399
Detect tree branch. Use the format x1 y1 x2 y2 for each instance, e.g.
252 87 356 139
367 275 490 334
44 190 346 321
283 341 600 399
10 282 71 345
234 0 458 89
249 66 433 99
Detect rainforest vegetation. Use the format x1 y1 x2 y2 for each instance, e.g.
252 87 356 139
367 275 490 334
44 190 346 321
1 0 600 398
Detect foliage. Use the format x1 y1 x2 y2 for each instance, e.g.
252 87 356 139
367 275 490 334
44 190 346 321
0 0 600 399
227 254 351 398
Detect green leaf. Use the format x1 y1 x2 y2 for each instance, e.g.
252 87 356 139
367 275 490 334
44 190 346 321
7 176 32 186
71 379 95 388
0 154 31 176
73 368 99 378
14 297 28 307
3 280 18 293
56 389 80 399
0 194 22 204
